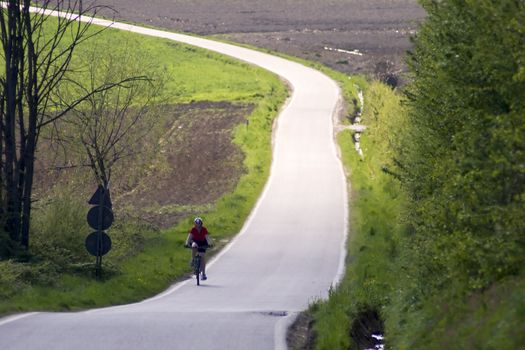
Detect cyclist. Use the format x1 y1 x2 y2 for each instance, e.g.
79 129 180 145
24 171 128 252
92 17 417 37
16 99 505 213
185 217 210 280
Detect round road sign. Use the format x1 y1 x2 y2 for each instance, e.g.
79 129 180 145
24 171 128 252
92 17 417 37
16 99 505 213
85 231 112 256
87 206 114 230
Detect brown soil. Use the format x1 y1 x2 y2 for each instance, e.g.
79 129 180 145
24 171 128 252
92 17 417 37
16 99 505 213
34 101 253 229
99 0 426 79
116 101 254 228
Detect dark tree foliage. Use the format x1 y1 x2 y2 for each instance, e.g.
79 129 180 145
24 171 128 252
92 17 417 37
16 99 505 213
397 0 525 295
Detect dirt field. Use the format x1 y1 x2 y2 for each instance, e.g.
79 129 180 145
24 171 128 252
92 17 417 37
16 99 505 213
34 102 253 229
99 0 426 79
114 102 254 228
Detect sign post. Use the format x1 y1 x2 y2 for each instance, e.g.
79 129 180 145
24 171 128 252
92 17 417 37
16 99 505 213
85 185 113 279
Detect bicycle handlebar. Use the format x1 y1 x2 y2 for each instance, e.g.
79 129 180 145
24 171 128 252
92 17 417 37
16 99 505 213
184 244 211 248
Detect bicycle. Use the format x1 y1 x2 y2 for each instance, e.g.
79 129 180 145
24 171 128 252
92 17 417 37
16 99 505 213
192 253 203 285
186 243 209 286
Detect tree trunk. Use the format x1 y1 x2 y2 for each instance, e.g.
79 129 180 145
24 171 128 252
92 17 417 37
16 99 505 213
19 0 37 249
20 137 35 248
2 1 23 242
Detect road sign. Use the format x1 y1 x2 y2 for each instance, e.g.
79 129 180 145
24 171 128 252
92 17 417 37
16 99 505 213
85 231 112 256
88 185 112 208
86 186 114 278
87 205 114 230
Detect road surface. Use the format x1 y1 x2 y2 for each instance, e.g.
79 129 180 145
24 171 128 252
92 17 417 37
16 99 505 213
0 10 347 350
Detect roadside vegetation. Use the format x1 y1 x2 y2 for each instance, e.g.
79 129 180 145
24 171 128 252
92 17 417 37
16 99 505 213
309 1 525 349
307 81 404 350
0 16 287 314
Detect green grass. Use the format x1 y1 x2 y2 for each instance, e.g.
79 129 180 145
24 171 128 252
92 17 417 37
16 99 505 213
0 18 287 315
36 17 275 105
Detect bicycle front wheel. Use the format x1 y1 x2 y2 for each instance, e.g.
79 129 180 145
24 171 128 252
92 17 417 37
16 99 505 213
194 255 201 286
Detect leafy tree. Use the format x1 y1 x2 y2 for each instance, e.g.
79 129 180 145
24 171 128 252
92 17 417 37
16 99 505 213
397 0 525 298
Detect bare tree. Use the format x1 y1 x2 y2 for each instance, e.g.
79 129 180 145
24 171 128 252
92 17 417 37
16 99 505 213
0 0 125 252
56 39 166 189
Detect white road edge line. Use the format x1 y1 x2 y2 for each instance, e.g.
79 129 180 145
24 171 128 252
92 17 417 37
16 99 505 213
272 84 349 348
0 313 39 327
331 91 350 289
88 64 295 311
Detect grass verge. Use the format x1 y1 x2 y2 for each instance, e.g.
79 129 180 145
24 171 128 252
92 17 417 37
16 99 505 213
308 81 405 349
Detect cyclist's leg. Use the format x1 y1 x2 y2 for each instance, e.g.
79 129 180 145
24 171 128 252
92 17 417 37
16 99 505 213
201 253 206 274
197 245 207 275
190 242 199 268
199 253 207 280
191 242 198 258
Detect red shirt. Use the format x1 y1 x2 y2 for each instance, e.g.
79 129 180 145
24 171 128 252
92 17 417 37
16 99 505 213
190 226 208 241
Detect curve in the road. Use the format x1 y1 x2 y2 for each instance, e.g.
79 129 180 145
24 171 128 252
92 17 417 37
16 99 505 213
0 9 348 350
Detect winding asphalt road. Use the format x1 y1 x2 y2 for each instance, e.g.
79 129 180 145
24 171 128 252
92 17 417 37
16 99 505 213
0 10 347 350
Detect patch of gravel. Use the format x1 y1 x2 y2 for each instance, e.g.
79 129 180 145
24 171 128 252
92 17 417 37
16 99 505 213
287 311 316 350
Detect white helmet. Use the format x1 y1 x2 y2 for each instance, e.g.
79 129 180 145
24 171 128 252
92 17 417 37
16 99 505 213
194 217 203 225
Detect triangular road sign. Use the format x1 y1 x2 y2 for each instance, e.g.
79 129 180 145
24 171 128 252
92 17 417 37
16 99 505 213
88 185 112 208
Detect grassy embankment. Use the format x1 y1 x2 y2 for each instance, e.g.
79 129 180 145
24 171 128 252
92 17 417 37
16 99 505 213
309 80 525 349
0 21 287 314
310 81 404 349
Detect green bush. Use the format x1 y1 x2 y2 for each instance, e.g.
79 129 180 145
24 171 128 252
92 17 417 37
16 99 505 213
312 62 525 348
0 260 59 299
385 1 525 348
392 0 525 302
0 229 22 259
31 191 91 269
